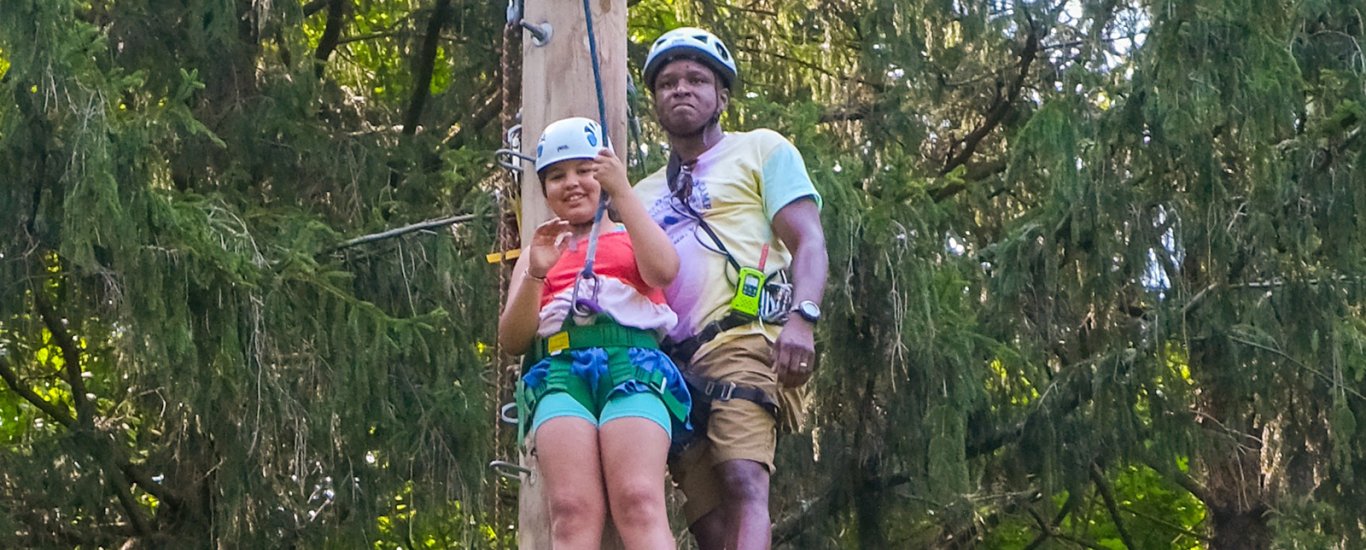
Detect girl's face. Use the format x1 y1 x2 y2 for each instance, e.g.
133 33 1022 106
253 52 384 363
540 158 601 225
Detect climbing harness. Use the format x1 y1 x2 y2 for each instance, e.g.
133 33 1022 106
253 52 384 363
658 158 793 428
513 320 692 447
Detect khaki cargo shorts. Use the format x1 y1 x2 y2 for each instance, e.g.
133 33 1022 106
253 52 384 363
669 334 808 524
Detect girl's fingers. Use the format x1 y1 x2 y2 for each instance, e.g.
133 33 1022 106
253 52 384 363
553 231 573 250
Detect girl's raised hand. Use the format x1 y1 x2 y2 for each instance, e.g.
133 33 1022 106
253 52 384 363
527 217 574 278
593 148 630 199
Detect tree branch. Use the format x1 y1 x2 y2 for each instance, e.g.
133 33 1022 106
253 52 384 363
932 25 1042 201
1140 453 1211 505
119 461 173 506
1024 489 1081 550
819 104 869 124
337 30 403 46
34 291 94 430
302 0 328 17
1228 332 1366 400
403 0 454 136
313 0 346 77
440 84 502 152
33 290 153 537
774 471 913 544
0 331 173 507
734 46 877 89
331 213 481 252
966 355 1091 458
0 354 77 429
1121 504 1213 542
1091 463 1139 549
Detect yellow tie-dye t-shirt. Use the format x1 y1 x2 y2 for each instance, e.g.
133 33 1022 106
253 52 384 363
634 129 821 359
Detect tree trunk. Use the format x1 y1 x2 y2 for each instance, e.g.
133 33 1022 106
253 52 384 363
1192 336 1271 550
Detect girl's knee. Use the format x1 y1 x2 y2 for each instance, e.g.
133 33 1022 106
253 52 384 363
608 478 666 525
549 493 606 533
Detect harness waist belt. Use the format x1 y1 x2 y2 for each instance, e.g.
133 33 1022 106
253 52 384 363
662 313 753 362
530 323 659 363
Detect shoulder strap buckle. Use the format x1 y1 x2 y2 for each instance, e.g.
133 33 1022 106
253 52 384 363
705 379 737 401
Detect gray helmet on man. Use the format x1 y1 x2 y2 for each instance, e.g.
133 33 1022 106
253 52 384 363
643 27 738 91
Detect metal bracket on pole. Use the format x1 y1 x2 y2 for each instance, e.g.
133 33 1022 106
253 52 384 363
521 20 552 46
496 148 535 172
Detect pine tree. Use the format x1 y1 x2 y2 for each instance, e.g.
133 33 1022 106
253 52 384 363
2 0 1363 547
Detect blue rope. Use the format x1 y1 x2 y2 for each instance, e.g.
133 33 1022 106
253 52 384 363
581 0 609 135
572 0 612 313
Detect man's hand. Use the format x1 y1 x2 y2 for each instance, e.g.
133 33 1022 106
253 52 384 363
772 318 816 387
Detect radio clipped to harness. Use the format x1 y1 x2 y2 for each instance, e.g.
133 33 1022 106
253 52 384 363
729 244 770 319
729 267 765 319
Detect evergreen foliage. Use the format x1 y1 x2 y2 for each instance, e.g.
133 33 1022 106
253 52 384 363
2 0 1363 547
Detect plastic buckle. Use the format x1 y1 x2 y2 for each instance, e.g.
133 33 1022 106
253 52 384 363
646 370 667 394
547 331 570 356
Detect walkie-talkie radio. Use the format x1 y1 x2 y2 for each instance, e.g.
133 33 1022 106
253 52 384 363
731 267 765 318
729 245 770 319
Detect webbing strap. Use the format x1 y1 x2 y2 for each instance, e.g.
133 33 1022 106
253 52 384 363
662 313 753 362
613 364 690 425
682 372 777 412
529 323 658 363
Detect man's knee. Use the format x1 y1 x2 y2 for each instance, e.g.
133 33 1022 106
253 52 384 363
688 508 729 550
716 459 770 503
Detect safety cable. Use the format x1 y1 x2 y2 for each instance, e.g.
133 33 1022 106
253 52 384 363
570 0 613 316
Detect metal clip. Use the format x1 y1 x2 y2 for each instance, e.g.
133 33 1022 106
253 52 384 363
718 381 736 401
499 402 519 425
704 380 737 401
488 460 532 482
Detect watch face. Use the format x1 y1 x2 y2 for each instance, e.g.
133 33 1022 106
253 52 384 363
798 301 820 321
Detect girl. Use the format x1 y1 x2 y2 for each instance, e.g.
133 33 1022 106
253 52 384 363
498 117 691 549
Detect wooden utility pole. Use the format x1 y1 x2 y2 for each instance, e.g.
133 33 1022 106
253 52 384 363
515 1 629 549
519 0 628 245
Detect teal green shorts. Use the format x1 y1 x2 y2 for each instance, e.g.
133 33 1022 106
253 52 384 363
531 391 671 439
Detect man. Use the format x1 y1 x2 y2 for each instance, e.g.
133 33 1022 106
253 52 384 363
634 27 829 549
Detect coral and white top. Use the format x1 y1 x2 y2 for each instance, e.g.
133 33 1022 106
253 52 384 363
537 226 678 338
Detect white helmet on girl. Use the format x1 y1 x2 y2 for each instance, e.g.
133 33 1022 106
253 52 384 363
643 27 738 91
535 117 607 173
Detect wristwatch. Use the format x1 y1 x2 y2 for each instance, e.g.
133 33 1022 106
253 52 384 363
792 300 821 324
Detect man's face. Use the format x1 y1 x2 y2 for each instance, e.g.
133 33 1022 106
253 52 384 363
652 58 729 137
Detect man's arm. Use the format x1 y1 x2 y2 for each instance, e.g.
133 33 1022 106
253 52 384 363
770 197 827 387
